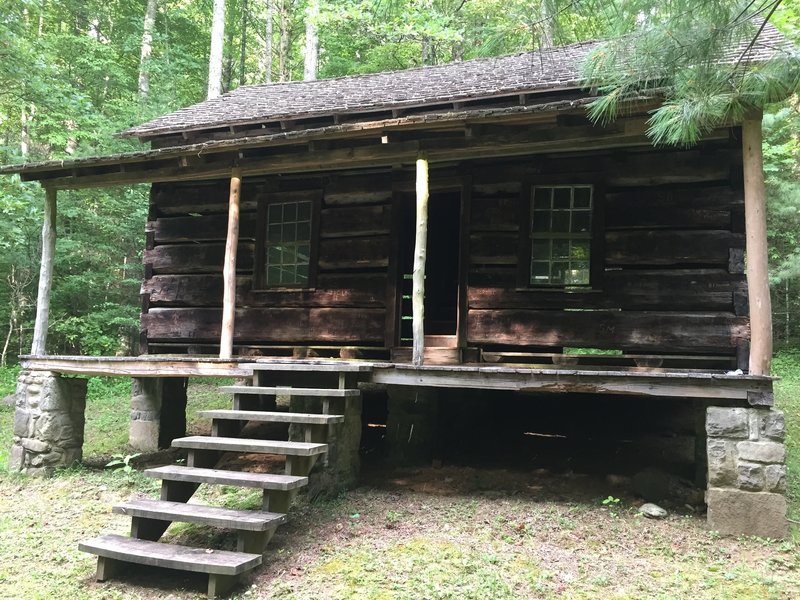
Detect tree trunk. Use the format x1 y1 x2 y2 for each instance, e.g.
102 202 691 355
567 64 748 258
208 0 226 99
220 169 242 359
31 188 57 356
240 0 249 85
262 0 273 82
138 0 157 98
20 107 29 158
539 0 555 49
412 153 429 366
742 111 772 375
278 0 290 81
303 0 319 81
38 0 45 36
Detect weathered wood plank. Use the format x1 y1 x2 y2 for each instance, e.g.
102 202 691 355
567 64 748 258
145 243 255 274
142 273 387 307
470 195 520 232
320 204 392 238
150 213 257 243
142 307 385 343
605 231 744 266
466 309 749 352
469 232 518 265
605 186 737 230
318 237 389 269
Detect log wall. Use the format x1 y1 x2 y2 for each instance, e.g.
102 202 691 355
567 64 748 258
141 172 392 352
466 139 749 364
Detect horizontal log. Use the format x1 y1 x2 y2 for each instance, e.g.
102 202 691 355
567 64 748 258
152 181 323 215
151 213 258 243
320 204 392 238
318 236 390 269
468 269 746 311
605 230 743 266
470 233 518 265
467 309 748 353
145 243 255 274
142 273 387 307
142 307 385 343
470 196 520 232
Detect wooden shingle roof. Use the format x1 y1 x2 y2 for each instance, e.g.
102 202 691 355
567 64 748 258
120 22 790 141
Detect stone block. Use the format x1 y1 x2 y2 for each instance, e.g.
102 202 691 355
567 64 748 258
8 444 24 471
12 409 33 438
765 465 787 493
706 407 749 439
737 462 765 491
21 437 50 453
35 412 76 443
707 439 736 486
707 487 788 539
129 420 159 453
760 410 785 441
737 441 785 464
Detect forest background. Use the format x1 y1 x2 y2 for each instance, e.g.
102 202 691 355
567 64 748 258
0 0 798 361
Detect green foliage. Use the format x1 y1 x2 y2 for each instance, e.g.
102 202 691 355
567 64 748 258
105 452 141 474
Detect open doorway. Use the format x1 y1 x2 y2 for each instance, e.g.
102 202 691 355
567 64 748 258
398 191 461 344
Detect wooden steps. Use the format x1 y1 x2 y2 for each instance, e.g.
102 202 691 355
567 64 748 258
145 465 307 491
199 409 344 425
220 385 360 397
171 436 328 456
80 360 361 597
113 499 286 531
80 534 260 598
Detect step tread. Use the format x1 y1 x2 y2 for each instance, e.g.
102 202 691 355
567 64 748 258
113 499 286 531
200 409 344 425
172 436 328 456
78 534 261 576
145 465 307 490
239 361 374 372
220 385 360 397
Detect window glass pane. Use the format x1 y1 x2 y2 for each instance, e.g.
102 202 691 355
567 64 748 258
263 201 313 287
531 261 550 282
551 262 568 284
571 240 590 259
532 210 550 232
574 187 591 208
571 210 591 233
553 188 571 209
552 240 570 259
533 187 552 210
529 184 593 287
551 211 570 232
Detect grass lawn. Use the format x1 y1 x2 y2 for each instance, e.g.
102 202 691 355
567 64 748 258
0 360 798 599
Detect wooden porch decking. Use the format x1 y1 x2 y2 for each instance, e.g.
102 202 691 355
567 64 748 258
20 355 775 406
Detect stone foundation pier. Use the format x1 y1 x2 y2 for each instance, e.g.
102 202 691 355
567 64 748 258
706 406 788 539
129 377 188 452
9 370 87 475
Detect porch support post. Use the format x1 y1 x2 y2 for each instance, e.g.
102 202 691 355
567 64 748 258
220 168 242 359
412 152 429 366
31 187 57 356
742 111 772 375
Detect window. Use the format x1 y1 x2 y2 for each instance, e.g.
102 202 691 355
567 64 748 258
259 200 315 288
529 185 593 287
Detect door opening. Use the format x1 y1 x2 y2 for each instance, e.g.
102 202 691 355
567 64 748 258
399 191 461 344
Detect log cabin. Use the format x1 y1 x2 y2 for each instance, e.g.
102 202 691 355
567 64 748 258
1 28 793 596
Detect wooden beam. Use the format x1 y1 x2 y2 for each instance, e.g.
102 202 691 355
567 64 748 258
412 153 429 366
219 168 242 359
742 111 772 375
31 187 57 356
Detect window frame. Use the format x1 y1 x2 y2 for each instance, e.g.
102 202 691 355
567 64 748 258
517 179 604 291
253 194 321 291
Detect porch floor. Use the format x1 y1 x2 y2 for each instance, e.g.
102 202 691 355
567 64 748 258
20 355 775 405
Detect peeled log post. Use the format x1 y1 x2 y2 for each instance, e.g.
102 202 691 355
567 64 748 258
742 111 772 375
219 168 242 359
412 153 429 366
31 187 57 356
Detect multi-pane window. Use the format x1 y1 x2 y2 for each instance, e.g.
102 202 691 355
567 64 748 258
264 200 312 287
530 185 593 286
